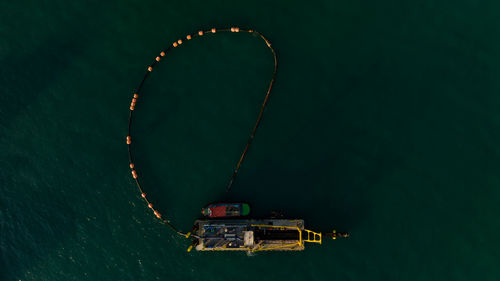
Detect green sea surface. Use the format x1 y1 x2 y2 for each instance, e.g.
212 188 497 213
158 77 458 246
1 0 500 280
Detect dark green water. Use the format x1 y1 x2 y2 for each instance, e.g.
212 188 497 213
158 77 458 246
2 0 500 280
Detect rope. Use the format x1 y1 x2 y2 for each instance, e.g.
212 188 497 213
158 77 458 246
126 27 278 238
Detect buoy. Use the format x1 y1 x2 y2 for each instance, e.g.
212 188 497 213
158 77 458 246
141 192 146 198
154 210 161 218
235 27 240 32
155 56 160 62
131 102 136 107
126 136 131 144
147 66 153 72
231 27 235 32
160 51 165 57
211 28 216 33
132 98 137 103
129 163 134 169
133 93 139 98
187 245 193 252
198 30 203 36
148 203 153 209
130 106 134 111
132 170 138 179
186 35 192 40
173 42 178 47
177 39 183 45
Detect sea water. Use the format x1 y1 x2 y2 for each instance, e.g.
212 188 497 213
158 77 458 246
1 0 500 280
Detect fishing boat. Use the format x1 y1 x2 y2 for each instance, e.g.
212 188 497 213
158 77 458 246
192 219 327 252
201 203 250 218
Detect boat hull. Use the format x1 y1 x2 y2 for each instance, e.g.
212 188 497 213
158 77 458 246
193 219 306 252
201 203 250 218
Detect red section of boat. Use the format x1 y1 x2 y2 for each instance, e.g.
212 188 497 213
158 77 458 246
209 206 227 218
202 203 250 218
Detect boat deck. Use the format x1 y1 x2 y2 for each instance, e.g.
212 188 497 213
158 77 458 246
194 219 306 252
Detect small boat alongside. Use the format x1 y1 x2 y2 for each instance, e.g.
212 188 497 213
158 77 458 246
201 203 250 218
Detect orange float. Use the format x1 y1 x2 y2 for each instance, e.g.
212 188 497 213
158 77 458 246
154 210 161 218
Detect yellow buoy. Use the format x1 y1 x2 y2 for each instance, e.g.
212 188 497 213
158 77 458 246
211 28 216 33
177 39 183 45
